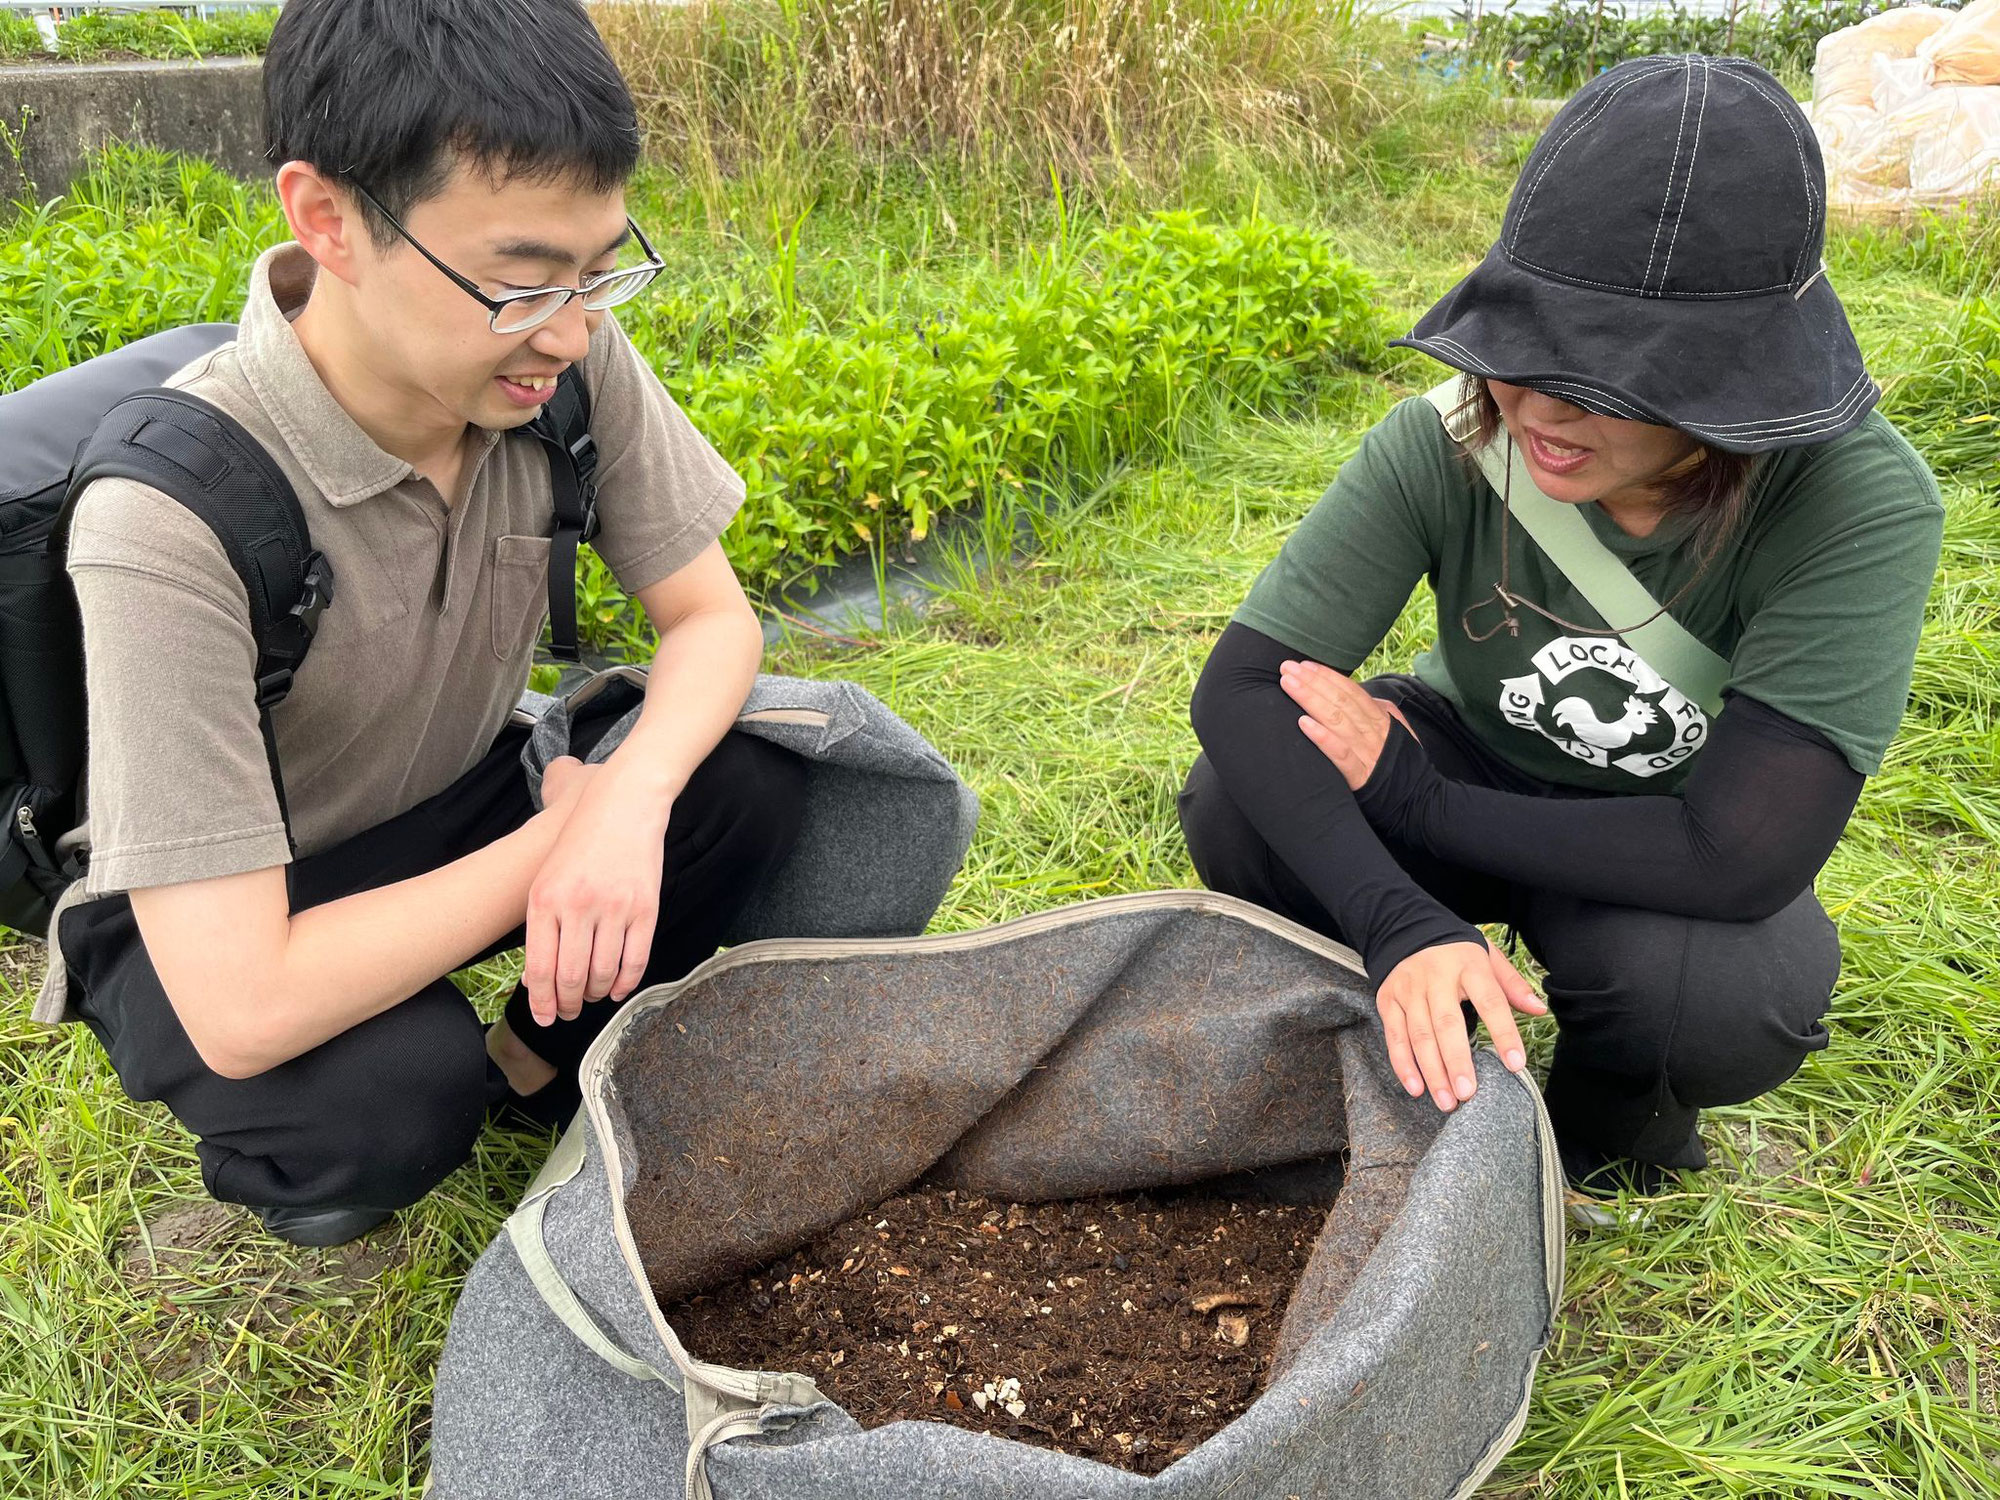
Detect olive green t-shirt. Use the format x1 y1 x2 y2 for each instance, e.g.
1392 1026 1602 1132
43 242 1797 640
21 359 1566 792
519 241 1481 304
1236 396 1943 792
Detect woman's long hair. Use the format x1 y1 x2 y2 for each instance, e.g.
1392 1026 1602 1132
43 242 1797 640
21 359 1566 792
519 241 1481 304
1461 374 1758 565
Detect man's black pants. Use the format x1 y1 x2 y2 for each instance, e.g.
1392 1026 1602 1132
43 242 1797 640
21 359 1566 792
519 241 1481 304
60 722 807 1214
1178 675 1839 1168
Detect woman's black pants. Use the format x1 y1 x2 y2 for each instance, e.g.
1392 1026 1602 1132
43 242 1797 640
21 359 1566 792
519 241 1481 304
59 723 807 1214
1178 676 1839 1169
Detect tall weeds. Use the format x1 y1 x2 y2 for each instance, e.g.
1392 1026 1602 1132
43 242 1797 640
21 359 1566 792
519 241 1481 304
592 0 1406 225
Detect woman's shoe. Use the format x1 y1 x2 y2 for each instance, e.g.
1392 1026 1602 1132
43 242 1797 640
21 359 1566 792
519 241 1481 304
1558 1137 1675 1229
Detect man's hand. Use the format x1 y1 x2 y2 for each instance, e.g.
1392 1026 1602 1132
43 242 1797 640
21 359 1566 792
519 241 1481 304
1377 940 1547 1112
522 756 667 1027
1278 658 1416 790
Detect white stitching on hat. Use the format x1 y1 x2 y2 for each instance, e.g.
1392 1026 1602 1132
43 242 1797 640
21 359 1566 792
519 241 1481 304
1513 61 1687 245
1642 61 1696 296
1527 381 1652 418
1684 372 1874 431
1410 338 1653 418
1657 56 1711 291
1684 384 1875 442
1728 64 1819 285
1505 251 1792 297
1683 391 1875 442
1689 372 1870 427
1511 61 1687 257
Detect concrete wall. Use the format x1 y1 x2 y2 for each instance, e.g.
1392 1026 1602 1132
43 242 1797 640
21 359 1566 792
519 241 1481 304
0 57 265 202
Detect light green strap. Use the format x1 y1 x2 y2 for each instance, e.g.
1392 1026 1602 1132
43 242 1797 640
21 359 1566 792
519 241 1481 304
1423 380 1729 717
504 1115 674 1387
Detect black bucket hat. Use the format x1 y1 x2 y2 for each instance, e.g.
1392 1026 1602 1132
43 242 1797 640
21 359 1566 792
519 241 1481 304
1395 54 1876 453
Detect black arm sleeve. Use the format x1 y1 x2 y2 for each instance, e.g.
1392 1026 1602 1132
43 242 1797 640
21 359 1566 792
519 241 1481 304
1191 623 1483 983
1357 691 1863 922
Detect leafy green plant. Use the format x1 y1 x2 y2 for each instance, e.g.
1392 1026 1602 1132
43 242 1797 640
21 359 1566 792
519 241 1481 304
0 12 41 60
600 208 1384 644
0 147 284 378
1462 0 1958 94
52 7 278 63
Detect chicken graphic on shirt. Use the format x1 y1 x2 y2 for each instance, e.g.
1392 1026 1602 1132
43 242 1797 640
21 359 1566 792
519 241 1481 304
1550 693 1660 751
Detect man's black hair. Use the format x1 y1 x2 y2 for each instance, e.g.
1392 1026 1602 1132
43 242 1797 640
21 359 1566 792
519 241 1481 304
264 0 641 238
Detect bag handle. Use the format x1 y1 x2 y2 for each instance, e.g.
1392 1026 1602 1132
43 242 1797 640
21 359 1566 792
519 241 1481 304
504 1113 676 1386
1423 380 1729 717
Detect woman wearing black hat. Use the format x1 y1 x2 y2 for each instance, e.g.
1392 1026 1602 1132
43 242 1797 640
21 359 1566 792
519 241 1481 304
1179 55 1944 1201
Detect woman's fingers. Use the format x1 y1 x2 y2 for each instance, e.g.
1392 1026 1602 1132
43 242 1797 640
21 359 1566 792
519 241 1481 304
1462 959 1527 1073
553 920 597 1020
1281 660 1374 727
1429 972 1480 1102
585 915 624 1002
1396 985 1459 1112
1376 995 1425 1098
1297 714 1365 787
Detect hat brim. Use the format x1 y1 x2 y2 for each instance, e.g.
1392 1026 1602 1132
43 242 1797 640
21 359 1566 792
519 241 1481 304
1391 245 1878 453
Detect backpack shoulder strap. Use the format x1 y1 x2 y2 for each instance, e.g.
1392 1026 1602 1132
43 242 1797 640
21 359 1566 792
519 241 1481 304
523 368 600 664
1421 380 1730 717
59 390 335 848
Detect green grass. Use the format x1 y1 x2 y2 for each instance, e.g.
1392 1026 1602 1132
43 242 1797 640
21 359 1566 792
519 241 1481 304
3 57 1999 1500
0 8 278 65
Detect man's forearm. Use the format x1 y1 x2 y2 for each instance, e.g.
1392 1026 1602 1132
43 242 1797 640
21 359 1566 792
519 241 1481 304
135 808 573 1078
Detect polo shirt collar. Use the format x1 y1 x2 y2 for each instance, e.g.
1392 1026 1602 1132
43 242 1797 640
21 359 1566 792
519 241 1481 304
235 243 417 509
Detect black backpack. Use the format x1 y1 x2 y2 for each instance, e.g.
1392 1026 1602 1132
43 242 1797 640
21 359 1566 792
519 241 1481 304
0 323 602 938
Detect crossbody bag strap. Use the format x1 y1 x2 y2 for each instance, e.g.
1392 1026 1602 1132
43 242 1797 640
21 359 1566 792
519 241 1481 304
1422 380 1729 716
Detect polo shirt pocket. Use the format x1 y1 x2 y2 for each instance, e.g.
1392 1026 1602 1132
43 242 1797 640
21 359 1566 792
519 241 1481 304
491 533 553 661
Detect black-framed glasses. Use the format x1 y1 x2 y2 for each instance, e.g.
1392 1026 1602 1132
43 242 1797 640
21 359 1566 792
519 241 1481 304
346 178 664 334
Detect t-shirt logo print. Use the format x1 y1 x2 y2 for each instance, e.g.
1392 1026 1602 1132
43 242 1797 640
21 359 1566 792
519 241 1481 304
1497 636 1709 779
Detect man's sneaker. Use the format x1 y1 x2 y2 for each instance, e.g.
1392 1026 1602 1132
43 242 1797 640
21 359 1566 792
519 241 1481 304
255 1204 393 1247
482 1056 581 1133
1558 1137 1674 1229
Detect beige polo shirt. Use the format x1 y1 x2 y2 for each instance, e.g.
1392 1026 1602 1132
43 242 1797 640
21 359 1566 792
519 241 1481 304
33 244 744 1023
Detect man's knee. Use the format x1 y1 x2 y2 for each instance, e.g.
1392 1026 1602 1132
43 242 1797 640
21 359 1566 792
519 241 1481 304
1539 891 1839 1106
202 984 490 1212
678 730 809 867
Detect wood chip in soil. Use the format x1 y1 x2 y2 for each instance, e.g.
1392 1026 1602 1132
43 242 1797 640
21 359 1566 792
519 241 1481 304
665 1186 1326 1475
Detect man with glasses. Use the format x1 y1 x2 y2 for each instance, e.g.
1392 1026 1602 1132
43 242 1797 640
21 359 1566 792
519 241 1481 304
42 0 807 1246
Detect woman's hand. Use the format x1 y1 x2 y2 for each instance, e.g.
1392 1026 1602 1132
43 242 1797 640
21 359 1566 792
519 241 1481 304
1377 940 1547 1112
1279 659 1416 790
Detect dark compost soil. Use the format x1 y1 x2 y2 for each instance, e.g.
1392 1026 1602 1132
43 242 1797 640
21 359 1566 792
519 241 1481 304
665 1185 1328 1475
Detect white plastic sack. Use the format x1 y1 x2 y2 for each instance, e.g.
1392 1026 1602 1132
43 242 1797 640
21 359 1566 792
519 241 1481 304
1873 53 1937 115
1918 0 2000 85
1815 6 2000 221
1912 85 2000 199
1815 5 1953 111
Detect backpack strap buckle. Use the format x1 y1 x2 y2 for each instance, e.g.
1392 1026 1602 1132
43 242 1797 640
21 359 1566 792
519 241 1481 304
567 429 599 486
255 668 295 710
288 550 335 634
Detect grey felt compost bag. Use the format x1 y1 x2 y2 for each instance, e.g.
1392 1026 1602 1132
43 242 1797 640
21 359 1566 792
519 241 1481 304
431 890 1563 1499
